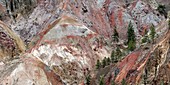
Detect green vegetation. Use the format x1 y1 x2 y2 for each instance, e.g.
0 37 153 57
115 47 122 58
96 48 122 69
142 36 148 43
111 81 115 85
143 69 148 85
114 67 120 78
0 12 3 20
102 57 107 68
121 79 127 85
149 24 156 43
160 80 164 85
142 36 149 43
157 4 167 18
107 57 111 65
5 0 36 19
112 27 119 42
111 50 116 63
128 40 136 51
168 19 170 29
141 30 149 44
85 75 91 85
96 59 101 69
96 57 111 70
99 75 105 85
110 47 122 63
127 22 136 51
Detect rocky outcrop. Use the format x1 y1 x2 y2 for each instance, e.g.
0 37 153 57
0 0 169 85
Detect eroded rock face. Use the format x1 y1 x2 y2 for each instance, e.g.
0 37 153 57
0 21 25 61
0 55 63 85
0 0 169 85
4 0 163 43
0 29 16 59
29 15 111 84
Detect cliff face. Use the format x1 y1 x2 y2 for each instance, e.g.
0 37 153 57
0 0 169 85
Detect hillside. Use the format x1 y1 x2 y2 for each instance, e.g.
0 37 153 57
0 0 169 85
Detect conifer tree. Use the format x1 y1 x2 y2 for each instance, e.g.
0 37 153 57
128 40 136 51
85 74 91 85
115 47 122 59
111 50 115 63
112 27 119 42
168 19 170 29
144 68 148 85
142 30 149 43
127 21 136 51
150 24 156 43
96 60 101 69
157 4 167 18
127 22 136 43
99 75 104 85
121 79 127 85
107 57 111 65
111 81 115 85
102 57 107 68
114 67 119 78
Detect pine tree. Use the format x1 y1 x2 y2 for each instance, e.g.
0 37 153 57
160 80 164 85
111 81 115 85
85 75 91 85
150 24 156 43
157 4 167 18
107 57 111 65
112 27 119 42
127 22 136 43
114 67 119 78
144 68 148 85
127 21 136 51
99 75 104 85
96 60 101 69
121 79 127 85
111 50 115 63
168 19 170 30
128 40 136 51
115 47 122 60
142 30 149 43
10 0 14 12
102 57 107 68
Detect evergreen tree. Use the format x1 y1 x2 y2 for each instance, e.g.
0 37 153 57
127 22 136 43
168 19 170 30
115 47 122 60
128 40 136 51
99 75 104 85
127 21 136 51
150 24 156 43
160 80 164 85
96 60 101 69
111 50 115 63
111 81 115 85
102 57 107 68
144 68 148 85
142 36 148 43
10 0 14 12
157 4 167 18
121 79 127 85
85 74 91 85
107 57 111 65
142 30 149 43
112 27 119 42
114 67 120 78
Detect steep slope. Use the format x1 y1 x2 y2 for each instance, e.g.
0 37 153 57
0 0 169 85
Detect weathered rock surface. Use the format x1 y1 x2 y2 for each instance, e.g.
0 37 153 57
0 0 169 85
